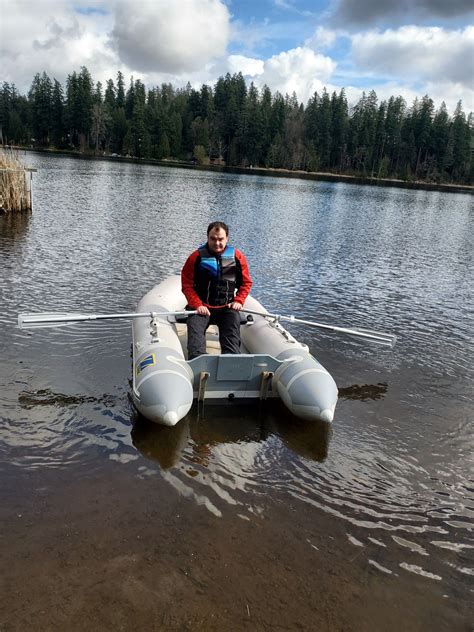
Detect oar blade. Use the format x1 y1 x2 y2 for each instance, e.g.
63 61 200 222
18 313 85 329
266 312 396 347
354 328 397 348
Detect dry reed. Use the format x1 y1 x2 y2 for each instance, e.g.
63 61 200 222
0 148 32 213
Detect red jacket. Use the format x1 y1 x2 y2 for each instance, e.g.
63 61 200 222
181 247 252 309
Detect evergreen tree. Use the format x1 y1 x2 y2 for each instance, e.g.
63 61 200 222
67 66 94 150
91 102 107 152
28 72 53 145
104 79 116 110
0 83 13 143
129 79 147 157
451 101 471 182
103 79 116 152
1 66 472 185
111 107 128 154
158 130 170 158
65 71 79 146
188 88 201 120
237 82 262 166
431 102 450 178
304 91 321 171
0 83 28 144
372 101 387 177
318 89 332 169
413 95 434 177
116 71 125 109
259 85 273 164
146 86 165 158
190 116 210 153
168 111 183 157
384 96 405 175
270 92 286 141
93 81 103 104
266 132 285 168
330 89 349 171
122 126 133 156
212 76 228 160
174 85 192 155
200 84 214 120
51 79 65 147
8 111 25 144
400 106 417 180
78 67 93 141
284 105 305 169
125 76 135 119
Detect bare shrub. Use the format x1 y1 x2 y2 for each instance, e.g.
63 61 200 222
0 149 32 213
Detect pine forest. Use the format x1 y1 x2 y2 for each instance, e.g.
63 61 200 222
1 67 472 185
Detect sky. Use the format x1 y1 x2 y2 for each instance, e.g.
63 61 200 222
1 0 473 114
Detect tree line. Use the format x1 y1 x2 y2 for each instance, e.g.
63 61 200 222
0 67 472 184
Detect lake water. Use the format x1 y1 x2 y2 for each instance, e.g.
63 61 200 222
1 153 472 631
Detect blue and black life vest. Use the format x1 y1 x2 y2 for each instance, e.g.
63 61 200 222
195 244 238 306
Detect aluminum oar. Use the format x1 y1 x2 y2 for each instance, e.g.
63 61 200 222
241 309 396 347
18 310 197 329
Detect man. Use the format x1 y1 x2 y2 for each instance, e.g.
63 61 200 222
181 221 253 360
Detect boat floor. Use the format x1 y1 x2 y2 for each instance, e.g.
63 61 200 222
175 324 278 400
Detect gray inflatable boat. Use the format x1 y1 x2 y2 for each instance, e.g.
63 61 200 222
132 276 338 426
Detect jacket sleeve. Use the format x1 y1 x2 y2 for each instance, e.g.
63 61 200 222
181 250 203 309
234 249 253 305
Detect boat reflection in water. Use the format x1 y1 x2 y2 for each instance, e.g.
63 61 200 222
131 415 192 470
131 400 332 471
131 382 388 470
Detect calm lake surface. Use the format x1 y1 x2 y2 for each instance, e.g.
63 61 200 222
1 153 472 631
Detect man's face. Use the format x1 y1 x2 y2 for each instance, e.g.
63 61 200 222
207 227 228 254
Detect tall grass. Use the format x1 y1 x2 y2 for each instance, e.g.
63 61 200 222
0 149 32 213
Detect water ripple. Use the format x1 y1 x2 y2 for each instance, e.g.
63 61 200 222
1 154 473 594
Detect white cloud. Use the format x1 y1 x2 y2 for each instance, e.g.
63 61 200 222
252 47 337 102
305 26 338 50
1 0 116 90
1 0 231 92
352 26 474 88
110 0 230 74
422 80 474 114
274 0 295 9
227 55 264 77
0 0 471 115
347 25 474 112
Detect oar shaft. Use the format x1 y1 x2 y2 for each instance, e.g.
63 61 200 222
27 312 151 324
18 311 196 328
241 309 396 347
282 316 393 343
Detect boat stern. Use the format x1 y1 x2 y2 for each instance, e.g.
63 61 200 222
273 350 338 423
133 349 194 426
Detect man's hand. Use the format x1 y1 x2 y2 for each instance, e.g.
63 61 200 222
197 305 211 316
228 302 243 311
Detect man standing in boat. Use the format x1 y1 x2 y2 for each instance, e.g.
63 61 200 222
181 221 253 360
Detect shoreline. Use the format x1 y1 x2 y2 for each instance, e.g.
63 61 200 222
23 147 474 195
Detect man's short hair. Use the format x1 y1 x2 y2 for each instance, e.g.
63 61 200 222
207 221 229 236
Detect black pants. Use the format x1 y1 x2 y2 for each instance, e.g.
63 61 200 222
187 309 241 360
